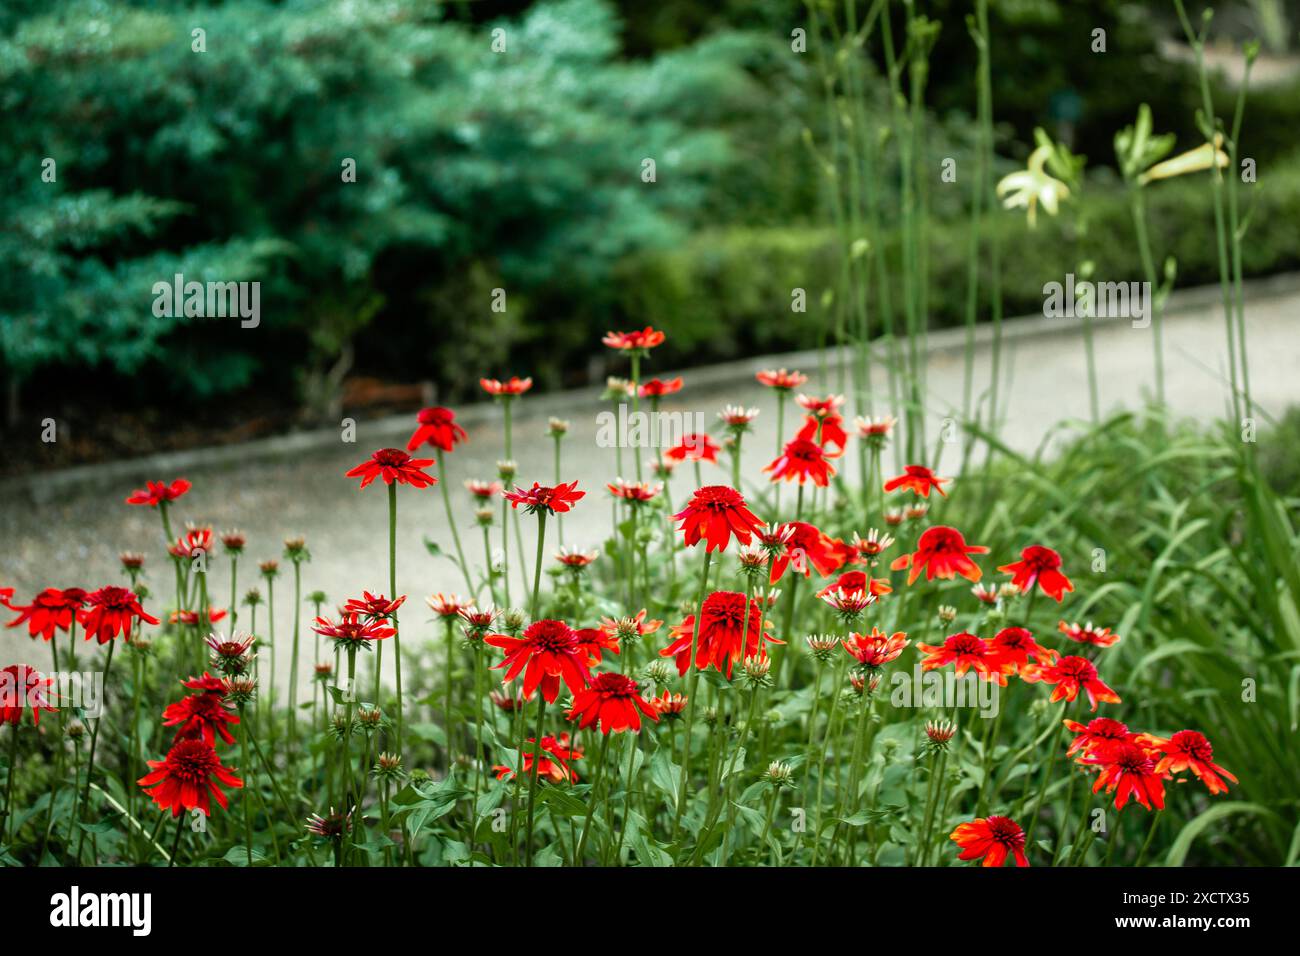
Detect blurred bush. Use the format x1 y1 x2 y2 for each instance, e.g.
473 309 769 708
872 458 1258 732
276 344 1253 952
611 154 1300 365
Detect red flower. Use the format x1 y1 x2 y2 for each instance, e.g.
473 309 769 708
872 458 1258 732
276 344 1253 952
817 570 882 598
6 587 87 640
486 619 591 703
406 406 467 453
80 586 160 644
647 690 689 718
1138 730 1237 796
494 733 582 784
639 377 683 399
1020 654 1120 711
673 485 763 553
1058 620 1120 647
883 464 949 498
168 525 214 560
841 628 910 668
137 739 243 818
505 480 585 515
0 664 55 727
660 590 781 677
664 433 721 464
950 816 1029 867
987 626 1050 676
573 628 620 667
794 412 848 450
162 674 240 746
606 479 662 504
602 326 665 351
480 376 533 397
1064 717 1134 761
917 632 995 677
465 479 504 500
125 478 192 507
890 525 989 585
755 368 808 391
343 592 406 620
764 437 840 487
768 521 851 583
345 448 437 489
311 613 396 651
555 547 599 568
1085 742 1167 811
567 672 659 734
169 607 228 627
999 546 1073 602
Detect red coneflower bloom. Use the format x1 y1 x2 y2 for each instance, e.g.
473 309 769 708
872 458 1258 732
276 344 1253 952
639 377 683 399
768 521 851 583
311 613 395 652
883 464 949 498
1085 742 1167 811
1064 717 1134 761
219 530 246 552
6 587 87 640
599 609 663 646
344 592 406 620
673 485 763 553
756 368 808 391
850 529 895 560
573 628 620 667
917 632 995 677
168 525 214 561
999 545 1073 602
425 593 472 618
816 570 892 599
0 587 12 609
1020 654 1121 711
648 690 688 718
1058 620 1120 647
567 672 659 734
854 415 896 440
795 412 849 450
987 626 1050 676
125 478 192 507
169 608 227 627
602 326 665 351
494 733 582 784
465 479 504 500
505 480 585 515
162 674 240 746
406 406 468 453
0 664 55 727
1138 730 1238 796
480 376 533 397
664 433 721 464
486 619 591 703
80 586 160 644
660 590 782 677
764 437 840 487
950 816 1030 867
795 393 845 418
606 479 662 504
841 628 910 668
890 525 989 585
718 405 760 429
345 448 437 489
555 547 599 568
137 738 243 817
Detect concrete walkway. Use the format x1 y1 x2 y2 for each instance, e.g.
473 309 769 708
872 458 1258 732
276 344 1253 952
3 274 1299 687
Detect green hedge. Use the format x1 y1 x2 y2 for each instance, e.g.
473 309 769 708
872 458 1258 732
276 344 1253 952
611 158 1300 365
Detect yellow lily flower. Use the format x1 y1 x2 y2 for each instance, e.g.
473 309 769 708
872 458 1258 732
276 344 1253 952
1138 135 1229 185
995 144 1070 228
